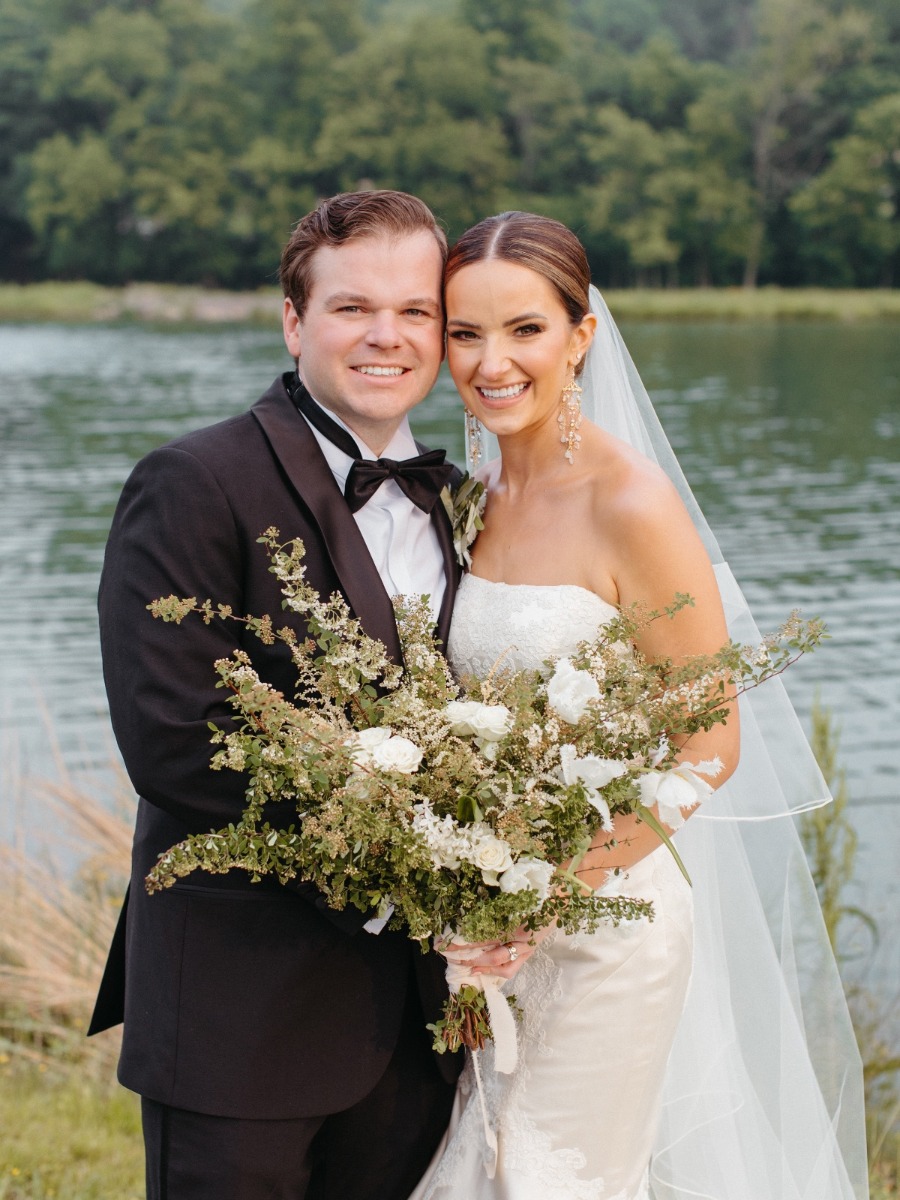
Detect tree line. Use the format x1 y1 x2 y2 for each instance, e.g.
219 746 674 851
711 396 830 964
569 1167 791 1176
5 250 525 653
2 0 898 289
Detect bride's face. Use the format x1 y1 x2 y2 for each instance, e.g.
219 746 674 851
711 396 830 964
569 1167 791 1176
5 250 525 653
445 259 594 443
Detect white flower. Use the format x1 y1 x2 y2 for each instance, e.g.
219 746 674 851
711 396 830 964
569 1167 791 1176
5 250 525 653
370 735 423 775
638 763 716 829
445 699 512 742
546 658 601 724
411 802 467 869
559 745 627 791
558 744 625 831
346 726 392 768
470 831 514 885
499 857 556 905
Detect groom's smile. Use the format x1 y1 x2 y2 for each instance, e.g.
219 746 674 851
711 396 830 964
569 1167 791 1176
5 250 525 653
282 231 444 455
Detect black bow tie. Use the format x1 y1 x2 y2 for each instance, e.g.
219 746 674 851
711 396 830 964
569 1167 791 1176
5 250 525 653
288 375 454 515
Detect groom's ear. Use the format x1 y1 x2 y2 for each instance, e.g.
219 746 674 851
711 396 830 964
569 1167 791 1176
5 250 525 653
283 298 302 364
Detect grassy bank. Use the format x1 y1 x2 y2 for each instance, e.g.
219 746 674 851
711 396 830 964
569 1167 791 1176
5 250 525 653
1 281 899 324
1 749 896 1196
0 1065 142 1199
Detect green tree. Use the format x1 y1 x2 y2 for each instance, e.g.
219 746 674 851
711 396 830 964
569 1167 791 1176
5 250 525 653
668 78 757 284
578 106 683 285
790 93 900 285
739 0 876 286
459 0 568 65
23 0 254 282
313 16 512 234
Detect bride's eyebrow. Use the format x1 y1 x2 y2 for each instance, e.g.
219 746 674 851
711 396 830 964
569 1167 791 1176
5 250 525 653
446 312 547 330
503 312 546 326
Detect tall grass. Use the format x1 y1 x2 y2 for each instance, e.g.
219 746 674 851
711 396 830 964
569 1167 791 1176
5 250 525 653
0 760 132 1077
801 700 900 1199
0 282 281 325
2 282 900 324
0 759 142 1196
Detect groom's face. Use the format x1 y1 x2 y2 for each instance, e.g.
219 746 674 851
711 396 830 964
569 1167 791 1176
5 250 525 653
283 231 444 454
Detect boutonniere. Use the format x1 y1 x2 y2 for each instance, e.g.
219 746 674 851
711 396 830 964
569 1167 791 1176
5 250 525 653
440 473 487 568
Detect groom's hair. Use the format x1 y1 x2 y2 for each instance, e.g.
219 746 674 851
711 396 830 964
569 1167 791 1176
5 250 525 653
280 190 448 319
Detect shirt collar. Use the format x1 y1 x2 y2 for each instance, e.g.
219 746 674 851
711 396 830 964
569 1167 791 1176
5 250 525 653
301 394 419 488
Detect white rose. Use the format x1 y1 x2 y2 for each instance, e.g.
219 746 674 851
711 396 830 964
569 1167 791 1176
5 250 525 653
498 858 556 905
638 765 714 829
471 704 513 741
370 735 424 775
471 833 514 885
546 658 601 724
346 726 392 767
444 699 481 733
446 699 512 742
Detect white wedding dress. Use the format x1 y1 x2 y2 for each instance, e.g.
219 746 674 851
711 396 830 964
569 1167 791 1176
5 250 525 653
410 573 695 1200
410 284 867 1200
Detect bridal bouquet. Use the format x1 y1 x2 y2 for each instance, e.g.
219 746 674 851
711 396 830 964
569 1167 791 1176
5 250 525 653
146 529 823 1058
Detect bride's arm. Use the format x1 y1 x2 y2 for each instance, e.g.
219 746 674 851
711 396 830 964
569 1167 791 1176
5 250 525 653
576 462 740 883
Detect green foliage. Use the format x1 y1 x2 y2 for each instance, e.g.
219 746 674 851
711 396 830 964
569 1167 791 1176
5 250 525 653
2 0 898 286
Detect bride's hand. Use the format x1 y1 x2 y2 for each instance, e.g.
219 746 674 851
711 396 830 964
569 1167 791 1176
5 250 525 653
440 922 555 981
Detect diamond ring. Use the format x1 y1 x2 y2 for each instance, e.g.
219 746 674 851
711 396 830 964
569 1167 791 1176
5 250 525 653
505 943 519 963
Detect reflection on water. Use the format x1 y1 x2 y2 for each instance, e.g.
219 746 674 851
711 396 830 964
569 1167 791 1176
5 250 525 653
1 320 897 995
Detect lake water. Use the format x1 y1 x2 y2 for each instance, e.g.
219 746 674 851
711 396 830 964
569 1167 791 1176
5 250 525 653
1 319 897 1006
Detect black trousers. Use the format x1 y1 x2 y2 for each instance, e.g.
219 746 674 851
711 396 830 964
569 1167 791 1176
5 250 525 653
142 982 455 1200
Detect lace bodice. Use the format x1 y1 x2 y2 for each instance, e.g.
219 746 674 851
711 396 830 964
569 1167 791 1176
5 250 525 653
447 574 617 678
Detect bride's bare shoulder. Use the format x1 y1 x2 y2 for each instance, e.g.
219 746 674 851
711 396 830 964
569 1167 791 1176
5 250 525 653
586 427 684 529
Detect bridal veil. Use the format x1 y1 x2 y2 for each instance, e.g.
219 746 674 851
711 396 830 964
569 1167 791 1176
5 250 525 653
468 286 869 1200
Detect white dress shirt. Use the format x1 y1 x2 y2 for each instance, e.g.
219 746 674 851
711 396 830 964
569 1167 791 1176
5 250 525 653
301 399 447 623
301 398 446 934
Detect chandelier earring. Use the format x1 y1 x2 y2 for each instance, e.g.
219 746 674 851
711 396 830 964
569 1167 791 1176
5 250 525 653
465 408 483 470
558 358 583 464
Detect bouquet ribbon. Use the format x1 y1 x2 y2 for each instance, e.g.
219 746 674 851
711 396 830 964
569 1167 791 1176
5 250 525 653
441 944 519 1180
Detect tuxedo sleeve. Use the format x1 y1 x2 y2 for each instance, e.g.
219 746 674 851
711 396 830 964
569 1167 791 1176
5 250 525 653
99 443 368 931
100 445 260 828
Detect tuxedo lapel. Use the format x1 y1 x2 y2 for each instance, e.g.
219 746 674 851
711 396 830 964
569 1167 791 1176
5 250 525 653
431 500 459 652
251 379 402 663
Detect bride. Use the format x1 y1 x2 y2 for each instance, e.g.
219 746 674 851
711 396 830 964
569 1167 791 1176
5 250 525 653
411 212 868 1200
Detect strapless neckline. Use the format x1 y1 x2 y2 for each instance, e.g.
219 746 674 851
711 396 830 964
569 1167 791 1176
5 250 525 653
463 574 618 619
447 573 618 679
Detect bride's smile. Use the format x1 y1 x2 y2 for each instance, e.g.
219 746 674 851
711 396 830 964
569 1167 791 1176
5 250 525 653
445 259 593 442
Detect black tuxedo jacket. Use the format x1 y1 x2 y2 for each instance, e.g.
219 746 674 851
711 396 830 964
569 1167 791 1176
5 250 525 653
89 375 462 1119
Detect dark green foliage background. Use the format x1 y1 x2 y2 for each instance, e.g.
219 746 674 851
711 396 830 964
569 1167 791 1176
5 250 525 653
2 0 898 287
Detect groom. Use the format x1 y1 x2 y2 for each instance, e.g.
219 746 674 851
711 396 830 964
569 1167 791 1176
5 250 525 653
88 191 462 1199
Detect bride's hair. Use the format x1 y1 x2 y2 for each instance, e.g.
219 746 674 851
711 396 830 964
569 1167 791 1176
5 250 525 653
446 211 591 373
